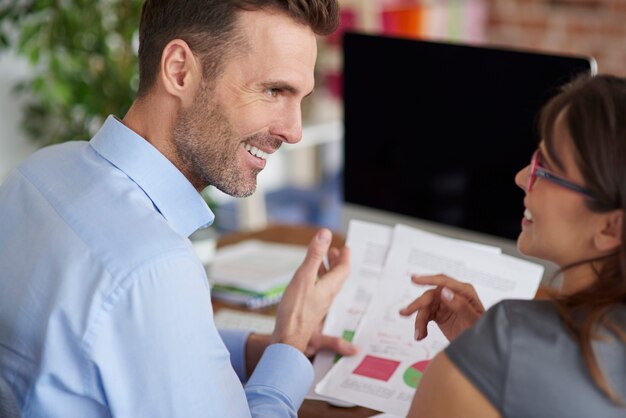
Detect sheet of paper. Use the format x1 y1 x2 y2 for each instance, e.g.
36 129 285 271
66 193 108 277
308 220 503 402
213 308 276 334
207 240 307 292
316 224 544 416
308 220 393 402
309 221 503 402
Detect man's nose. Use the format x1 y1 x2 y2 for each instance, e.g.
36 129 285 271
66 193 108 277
271 103 302 144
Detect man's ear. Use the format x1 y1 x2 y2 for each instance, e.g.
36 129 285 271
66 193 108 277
594 209 623 252
159 39 201 106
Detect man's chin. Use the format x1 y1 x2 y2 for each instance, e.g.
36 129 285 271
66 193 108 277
213 181 257 198
234 188 256 198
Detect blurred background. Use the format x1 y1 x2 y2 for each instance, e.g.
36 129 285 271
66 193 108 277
1 0 625 234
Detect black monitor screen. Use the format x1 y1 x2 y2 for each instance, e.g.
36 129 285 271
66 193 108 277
342 32 595 240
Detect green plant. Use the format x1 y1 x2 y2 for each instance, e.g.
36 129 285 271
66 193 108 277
0 0 219 210
0 0 143 146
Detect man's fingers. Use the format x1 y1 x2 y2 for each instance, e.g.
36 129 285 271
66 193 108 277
316 246 350 292
296 229 332 279
317 260 328 278
317 335 359 356
273 232 350 352
327 247 340 268
318 247 341 277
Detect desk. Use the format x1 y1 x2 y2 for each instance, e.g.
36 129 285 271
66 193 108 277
216 224 380 418
215 224 550 417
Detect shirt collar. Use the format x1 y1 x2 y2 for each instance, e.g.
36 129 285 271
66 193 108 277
89 115 214 237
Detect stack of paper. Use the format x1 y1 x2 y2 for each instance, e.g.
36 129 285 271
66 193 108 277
213 308 276 334
312 220 544 416
207 240 307 309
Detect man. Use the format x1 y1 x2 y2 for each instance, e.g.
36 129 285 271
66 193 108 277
0 1 356 416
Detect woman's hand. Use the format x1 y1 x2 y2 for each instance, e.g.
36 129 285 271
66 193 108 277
400 274 485 342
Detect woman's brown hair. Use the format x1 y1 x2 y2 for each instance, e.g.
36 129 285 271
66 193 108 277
539 74 626 403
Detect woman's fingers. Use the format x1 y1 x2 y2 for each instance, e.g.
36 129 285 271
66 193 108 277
399 288 436 316
414 304 433 340
399 289 439 341
439 286 484 319
403 275 488 341
411 274 485 312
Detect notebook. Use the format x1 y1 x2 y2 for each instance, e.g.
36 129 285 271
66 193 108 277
207 240 308 308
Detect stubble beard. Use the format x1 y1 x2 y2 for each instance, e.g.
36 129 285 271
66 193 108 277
172 85 260 197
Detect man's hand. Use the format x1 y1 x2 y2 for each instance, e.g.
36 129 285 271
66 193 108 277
399 274 485 342
272 229 351 352
245 326 357 376
303 323 358 358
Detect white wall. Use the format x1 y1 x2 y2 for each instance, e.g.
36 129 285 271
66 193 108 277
0 52 37 181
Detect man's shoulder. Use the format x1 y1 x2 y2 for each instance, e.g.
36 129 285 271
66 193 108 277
74 181 196 282
14 139 196 280
19 140 89 171
17 140 103 199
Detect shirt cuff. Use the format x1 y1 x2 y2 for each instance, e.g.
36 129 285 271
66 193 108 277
218 328 251 382
246 343 314 409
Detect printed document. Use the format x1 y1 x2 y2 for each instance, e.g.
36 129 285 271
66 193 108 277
316 222 543 416
309 220 501 401
308 220 393 402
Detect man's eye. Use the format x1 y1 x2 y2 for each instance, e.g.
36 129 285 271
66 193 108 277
265 88 279 98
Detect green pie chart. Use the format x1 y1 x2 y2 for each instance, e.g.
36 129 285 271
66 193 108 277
403 360 430 389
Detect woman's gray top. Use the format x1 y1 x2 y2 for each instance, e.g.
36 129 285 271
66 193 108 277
446 300 626 418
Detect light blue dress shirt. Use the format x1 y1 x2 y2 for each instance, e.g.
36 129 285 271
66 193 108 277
0 116 313 417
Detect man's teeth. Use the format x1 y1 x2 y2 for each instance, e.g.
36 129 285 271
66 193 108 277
244 144 268 160
524 209 533 221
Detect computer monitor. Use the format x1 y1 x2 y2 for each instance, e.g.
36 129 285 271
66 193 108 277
342 32 596 250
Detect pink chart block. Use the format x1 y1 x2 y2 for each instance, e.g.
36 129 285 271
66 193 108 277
352 355 401 382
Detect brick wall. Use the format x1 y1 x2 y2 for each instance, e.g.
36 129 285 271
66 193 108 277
485 0 626 76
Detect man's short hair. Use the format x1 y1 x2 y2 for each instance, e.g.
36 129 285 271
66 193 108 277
137 0 340 97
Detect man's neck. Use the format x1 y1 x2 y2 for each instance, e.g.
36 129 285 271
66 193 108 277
122 96 203 192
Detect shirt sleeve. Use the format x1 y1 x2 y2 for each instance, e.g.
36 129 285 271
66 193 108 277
87 253 312 418
219 328 251 382
245 344 314 417
444 301 512 412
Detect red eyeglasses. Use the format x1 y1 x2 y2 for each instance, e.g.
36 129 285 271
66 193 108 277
527 149 597 199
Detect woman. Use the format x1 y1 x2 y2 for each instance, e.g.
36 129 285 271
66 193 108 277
402 75 626 417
